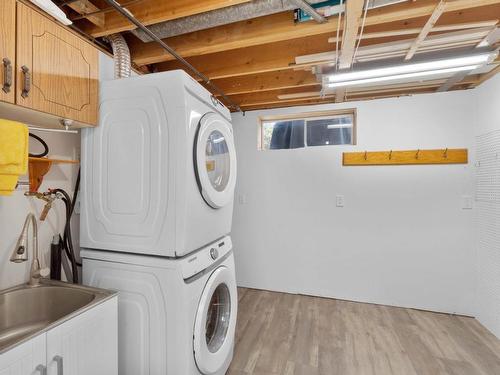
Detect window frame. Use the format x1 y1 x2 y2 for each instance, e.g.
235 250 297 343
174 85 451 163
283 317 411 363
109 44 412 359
258 109 357 150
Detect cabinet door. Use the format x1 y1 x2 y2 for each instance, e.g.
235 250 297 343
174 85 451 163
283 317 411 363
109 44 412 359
16 2 99 126
0 0 15 104
0 334 46 375
46 297 118 375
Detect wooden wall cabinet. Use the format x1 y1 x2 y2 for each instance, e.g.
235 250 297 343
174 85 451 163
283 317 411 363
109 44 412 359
0 0 16 104
0 1 99 128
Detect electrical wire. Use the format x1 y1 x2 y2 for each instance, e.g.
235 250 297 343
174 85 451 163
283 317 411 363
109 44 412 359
351 0 370 67
334 0 344 71
28 133 49 157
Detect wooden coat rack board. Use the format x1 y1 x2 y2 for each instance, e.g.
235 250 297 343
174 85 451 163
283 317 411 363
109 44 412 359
343 148 468 166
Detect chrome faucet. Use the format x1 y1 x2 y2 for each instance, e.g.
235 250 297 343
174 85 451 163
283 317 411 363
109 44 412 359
10 213 47 286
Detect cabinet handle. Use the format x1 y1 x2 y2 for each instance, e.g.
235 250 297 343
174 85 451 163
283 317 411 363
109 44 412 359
53 355 64 375
2 58 12 93
21 65 31 98
35 364 47 375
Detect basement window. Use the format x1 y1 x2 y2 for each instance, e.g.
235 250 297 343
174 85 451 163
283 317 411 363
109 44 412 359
259 109 356 150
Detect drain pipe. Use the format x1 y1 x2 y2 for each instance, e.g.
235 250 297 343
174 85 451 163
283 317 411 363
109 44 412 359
107 33 131 79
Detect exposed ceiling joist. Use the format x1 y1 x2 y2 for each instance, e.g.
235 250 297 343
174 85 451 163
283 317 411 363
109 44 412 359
276 76 480 100
234 86 448 110
131 0 500 66
405 0 447 60
335 0 366 102
131 0 327 42
327 20 499 42
211 70 319 96
67 0 104 27
296 28 493 66
83 0 252 37
338 0 365 69
155 34 332 80
130 11 338 66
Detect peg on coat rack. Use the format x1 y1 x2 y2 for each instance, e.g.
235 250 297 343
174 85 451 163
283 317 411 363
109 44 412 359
415 149 420 159
364 151 368 160
443 148 448 158
389 150 393 160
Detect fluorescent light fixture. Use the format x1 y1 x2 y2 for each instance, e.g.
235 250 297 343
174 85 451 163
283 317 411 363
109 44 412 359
328 53 492 83
327 65 480 88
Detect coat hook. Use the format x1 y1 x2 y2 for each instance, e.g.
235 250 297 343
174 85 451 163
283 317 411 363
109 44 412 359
364 151 368 160
389 150 393 160
443 148 448 158
415 149 420 159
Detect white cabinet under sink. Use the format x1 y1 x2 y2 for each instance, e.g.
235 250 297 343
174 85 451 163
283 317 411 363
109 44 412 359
0 296 117 375
0 334 45 375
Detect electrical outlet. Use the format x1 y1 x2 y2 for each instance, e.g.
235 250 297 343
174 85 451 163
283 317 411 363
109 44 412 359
336 195 345 208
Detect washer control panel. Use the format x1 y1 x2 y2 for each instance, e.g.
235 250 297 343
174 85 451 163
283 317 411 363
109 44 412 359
181 236 232 279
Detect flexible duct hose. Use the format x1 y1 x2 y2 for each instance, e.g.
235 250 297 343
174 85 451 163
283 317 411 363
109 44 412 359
108 33 131 79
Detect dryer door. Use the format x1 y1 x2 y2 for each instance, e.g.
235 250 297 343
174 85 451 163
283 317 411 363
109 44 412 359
194 113 237 209
194 266 238 375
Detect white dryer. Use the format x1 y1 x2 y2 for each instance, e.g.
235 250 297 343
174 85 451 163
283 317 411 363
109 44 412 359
80 70 237 257
81 236 237 375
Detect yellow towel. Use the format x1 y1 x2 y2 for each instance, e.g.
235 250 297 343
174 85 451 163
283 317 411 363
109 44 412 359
0 119 29 195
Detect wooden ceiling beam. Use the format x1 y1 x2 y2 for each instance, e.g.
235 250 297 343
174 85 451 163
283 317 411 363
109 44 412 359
225 76 480 110
210 70 319 96
155 4 500 79
129 11 338 66
405 0 447 60
133 0 500 66
81 0 252 37
336 0 365 103
327 20 499 43
236 88 442 111
67 0 104 28
155 34 332 79
338 0 365 69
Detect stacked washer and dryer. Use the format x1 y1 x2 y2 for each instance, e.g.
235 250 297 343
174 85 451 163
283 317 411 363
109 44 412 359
80 70 238 375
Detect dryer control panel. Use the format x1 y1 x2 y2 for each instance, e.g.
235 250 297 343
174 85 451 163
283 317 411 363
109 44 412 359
181 236 232 280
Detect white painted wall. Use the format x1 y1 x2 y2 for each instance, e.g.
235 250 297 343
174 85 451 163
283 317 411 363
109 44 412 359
0 131 80 289
0 52 115 290
473 74 500 337
231 90 476 315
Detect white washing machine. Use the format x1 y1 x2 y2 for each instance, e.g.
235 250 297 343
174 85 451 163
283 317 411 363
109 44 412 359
81 236 237 375
80 70 237 257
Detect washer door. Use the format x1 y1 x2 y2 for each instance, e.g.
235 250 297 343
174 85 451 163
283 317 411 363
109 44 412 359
194 113 237 209
194 266 238 375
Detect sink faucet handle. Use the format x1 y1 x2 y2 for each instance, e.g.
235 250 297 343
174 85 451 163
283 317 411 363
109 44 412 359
39 195 56 221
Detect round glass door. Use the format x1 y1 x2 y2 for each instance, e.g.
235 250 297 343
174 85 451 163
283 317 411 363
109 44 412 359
194 266 237 375
205 131 231 193
195 113 237 209
205 284 231 353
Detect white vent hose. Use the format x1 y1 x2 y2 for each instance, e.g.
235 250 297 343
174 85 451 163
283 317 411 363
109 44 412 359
108 33 131 79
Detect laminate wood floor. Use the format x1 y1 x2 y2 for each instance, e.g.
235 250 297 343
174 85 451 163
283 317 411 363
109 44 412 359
227 288 500 375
